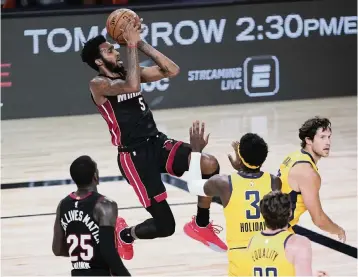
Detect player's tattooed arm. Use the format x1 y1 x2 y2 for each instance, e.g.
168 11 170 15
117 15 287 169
90 47 141 98
52 201 69 257
138 40 180 82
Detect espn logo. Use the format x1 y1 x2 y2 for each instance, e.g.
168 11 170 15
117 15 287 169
243 56 279 97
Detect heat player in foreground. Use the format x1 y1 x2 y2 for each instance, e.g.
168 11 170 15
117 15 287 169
247 191 328 276
277 117 346 241
52 156 131 276
80 18 226 259
184 121 281 276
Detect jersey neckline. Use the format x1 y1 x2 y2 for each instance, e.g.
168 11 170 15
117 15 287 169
69 191 93 200
260 229 286 236
300 149 316 165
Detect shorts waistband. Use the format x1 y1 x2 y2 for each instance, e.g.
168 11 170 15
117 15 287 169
117 134 160 152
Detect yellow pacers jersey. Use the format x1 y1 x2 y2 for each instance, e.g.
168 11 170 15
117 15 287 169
247 230 295 276
278 149 318 228
224 171 273 276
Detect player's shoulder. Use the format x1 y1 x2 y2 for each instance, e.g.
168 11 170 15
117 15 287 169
89 75 110 91
285 233 311 249
96 196 118 210
291 161 320 179
210 174 231 185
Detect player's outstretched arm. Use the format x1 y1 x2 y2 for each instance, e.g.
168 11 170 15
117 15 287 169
94 197 131 276
185 120 231 206
52 201 69 257
138 40 180 82
293 163 346 242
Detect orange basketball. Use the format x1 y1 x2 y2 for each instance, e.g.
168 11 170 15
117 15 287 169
106 8 140 44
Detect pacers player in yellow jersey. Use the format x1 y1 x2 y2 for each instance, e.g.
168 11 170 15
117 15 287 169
278 117 345 241
184 121 281 276
247 191 328 276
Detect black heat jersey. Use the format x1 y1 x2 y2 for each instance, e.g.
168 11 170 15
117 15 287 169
60 191 109 275
92 76 159 147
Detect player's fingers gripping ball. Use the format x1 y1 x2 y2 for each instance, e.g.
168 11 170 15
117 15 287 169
106 8 141 44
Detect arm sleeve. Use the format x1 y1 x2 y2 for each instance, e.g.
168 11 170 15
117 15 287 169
99 226 131 276
186 152 208 196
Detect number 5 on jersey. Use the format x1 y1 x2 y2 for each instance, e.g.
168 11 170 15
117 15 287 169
138 97 146 111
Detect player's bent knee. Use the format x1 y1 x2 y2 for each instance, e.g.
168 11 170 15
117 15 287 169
201 153 220 176
156 216 176 237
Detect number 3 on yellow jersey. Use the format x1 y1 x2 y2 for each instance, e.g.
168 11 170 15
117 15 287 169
245 190 260 219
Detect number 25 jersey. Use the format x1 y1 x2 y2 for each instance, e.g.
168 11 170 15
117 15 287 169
60 192 108 272
223 171 274 249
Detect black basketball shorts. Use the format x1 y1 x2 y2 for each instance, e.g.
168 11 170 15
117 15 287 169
117 133 192 208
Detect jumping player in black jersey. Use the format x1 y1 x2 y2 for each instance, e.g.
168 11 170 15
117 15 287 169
52 155 131 276
80 19 227 259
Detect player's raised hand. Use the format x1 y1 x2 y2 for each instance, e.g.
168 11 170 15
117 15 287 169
228 141 241 170
122 20 141 45
189 120 210 152
135 18 145 34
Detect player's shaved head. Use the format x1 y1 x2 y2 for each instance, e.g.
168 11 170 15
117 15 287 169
70 155 98 187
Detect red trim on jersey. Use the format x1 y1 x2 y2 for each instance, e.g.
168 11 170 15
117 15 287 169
153 191 167 203
97 100 122 146
165 141 183 176
119 153 151 208
69 192 93 200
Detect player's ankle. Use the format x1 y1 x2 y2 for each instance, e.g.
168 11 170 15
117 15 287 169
196 206 210 227
120 227 135 244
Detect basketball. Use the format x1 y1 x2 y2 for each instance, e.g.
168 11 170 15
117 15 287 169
106 8 140 44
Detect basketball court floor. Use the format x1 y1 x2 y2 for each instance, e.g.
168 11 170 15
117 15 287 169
1 96 357 276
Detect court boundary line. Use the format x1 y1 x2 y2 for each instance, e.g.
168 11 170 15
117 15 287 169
1 201 197 220
1 174 357 258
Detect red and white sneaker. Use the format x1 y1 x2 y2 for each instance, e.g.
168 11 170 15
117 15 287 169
115 217 134 260
184 216 228 252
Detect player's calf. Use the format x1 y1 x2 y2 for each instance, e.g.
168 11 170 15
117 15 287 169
195 153 220 227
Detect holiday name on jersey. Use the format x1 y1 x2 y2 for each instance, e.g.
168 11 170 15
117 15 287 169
241 221 266 233
61 210 100 244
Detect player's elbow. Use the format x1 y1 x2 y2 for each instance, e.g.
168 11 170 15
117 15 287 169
311 213 326 229
127 83 141 93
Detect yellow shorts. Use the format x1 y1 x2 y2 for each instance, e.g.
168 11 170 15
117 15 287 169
227 248 249 276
